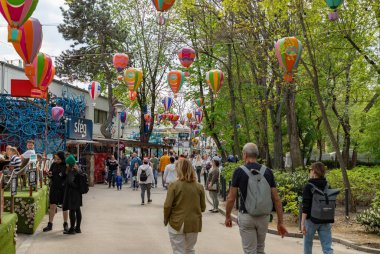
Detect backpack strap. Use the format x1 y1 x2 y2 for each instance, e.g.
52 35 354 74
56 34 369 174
307 182 326 195
259 165 267 176
240 165 261 179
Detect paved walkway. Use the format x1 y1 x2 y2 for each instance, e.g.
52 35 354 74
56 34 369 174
18 181 365 254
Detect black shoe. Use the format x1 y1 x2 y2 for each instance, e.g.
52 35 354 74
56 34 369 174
148 199 152 203
43 222 53 232
63 222 69 233
212 209 219 213
75 227 81 233
141 202 145 205
209 209 214 212
64 228 76 234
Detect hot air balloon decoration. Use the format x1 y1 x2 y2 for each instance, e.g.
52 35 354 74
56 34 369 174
195 98 203 107
88 81 101 106
0 0 38 42
194 108 203 123
178 47 196 68
161 113 168 121
128 90 137 101
167 113 174 121
151 0 176 25
162 96 173 112
124 67 143 91
325 0 344 21
180 119 185 126
194 130 199 136
158 114 163 123
26 52 55 92
120 111 127 124
117 75 123 81
274 37 303 83
206 69 224 94
113 53 129 72
51 106 64 125
12 18 42 77
172 114 180 122
168 70 185 97
187 112 192 121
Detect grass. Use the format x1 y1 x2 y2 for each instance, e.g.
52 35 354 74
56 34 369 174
0 212 17 254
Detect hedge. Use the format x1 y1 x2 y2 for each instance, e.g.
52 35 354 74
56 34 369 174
0 212 17 254
4 185 48 234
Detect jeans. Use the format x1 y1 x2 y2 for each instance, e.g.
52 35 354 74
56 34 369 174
203 171 208 186
209 190 219 210
304 219 333 254
153 169 158 186
121 167 127 182
140 183 151 202
237 213 269 254
69 208 82 229
195 166 202 183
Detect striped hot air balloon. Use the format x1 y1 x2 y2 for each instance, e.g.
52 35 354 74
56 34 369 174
151 0 176 12
0 0 39 42
172 114 180 122
113 53 129 72
206 69 224 94
194 108 203 123
162 96 173 112
274 37 302 83
88 81 101 106
124 67 143 91
12 18 42 74
51 106 64 122
25 52 55 91
168 70 185 97
120 111 127 124
195 98 203 107
178 47 196 68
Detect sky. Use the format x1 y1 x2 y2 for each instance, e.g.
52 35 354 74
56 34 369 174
0 0 71 62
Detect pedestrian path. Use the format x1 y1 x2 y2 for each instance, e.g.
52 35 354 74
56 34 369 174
19 182 365 254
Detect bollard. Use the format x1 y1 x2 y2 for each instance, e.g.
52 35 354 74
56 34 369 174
345 188 349 219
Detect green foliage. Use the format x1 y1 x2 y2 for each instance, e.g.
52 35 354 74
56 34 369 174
221 161 244 183
326 166 380 206
277 185 300 219
357 191 380 235
273 169 309 195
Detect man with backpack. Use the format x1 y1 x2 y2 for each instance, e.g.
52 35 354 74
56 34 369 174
301 162 339 254
225 143 288 254
137 158 153 205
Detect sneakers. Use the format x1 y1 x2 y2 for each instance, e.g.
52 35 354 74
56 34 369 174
43 222 53 232
148 200 152 203
141 202 145 205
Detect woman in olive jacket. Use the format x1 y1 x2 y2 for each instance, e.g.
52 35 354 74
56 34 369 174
43 151 68 232
63 154 83 234
164 159 206 254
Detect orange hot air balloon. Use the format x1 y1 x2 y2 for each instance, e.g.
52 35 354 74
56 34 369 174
124 67 143 91
113 53 129 72
187 112 192 120
168 70 185 96
274 37 303 82
152 0 176 12
128 90 137 101
172 114 180 122
12 17 42 74
206 69 224 94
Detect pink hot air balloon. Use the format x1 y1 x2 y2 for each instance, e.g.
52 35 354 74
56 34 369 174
178 47 196 68
51 106 64 124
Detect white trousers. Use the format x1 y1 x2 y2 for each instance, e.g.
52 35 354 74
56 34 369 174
168 224 198 254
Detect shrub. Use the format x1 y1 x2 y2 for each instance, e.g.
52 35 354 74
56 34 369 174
357 191 380 235
277 185 300 220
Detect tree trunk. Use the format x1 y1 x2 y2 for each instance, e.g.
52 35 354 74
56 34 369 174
270 103 283 169
284 85 303 169
227 43 241 158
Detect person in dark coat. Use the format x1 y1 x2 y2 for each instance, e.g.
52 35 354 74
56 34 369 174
63 154 83 234
43 151 69 232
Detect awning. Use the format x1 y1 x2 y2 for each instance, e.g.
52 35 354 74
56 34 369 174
66 140 99 145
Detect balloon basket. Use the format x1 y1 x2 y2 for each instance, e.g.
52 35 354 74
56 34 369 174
328 11 339 21
184 72 190 77
157 15 166 26
284 73 294 83
8 27 21 42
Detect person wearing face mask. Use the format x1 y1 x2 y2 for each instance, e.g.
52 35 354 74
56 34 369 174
43 151 69 233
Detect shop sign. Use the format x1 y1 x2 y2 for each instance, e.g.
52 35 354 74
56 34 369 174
67 117 93 141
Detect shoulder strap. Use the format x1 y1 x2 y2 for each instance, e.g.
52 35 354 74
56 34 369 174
240 165 260 179
308 182 324 194
259 165 267 176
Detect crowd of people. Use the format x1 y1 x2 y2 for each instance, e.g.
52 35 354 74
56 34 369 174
0 141 336 254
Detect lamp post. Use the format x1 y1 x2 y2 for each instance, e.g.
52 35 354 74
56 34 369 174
114 103 125 165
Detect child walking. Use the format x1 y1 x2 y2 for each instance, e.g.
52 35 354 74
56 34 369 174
115 170 123 190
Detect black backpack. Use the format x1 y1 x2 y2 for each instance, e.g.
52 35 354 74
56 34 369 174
309 183 340 224
140 169 148 182
78 171 89 194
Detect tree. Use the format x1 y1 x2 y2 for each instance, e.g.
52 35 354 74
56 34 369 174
57 0 128 139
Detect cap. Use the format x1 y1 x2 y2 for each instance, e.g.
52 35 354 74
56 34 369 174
212 156 221 162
